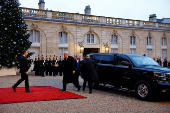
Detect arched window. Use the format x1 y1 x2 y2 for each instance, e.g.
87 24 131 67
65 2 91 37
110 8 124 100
59 32 67 43
87 34 94 44
147 37 152 45
130 36 135 45
162 37 166 46
111 35 117 44
29 30 40 42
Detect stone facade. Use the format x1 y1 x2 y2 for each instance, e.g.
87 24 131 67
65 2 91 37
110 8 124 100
22 7 170 61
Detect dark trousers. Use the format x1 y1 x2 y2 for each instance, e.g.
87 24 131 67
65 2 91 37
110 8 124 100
40 71 44 76
46 71 48 76
63 81 80 91
83 80 93 92
53 72 57 76
59 71 62 76
75 70 80 86
35 70 39 76
13 73 29 91
49 71 52 76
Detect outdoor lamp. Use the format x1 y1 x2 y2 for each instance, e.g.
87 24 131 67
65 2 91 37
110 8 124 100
78 41 84 53
103 42 109 53
105 46 109 53
80 46 84 53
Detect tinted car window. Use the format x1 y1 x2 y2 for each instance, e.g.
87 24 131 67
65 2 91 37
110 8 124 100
101 55 113 64
94 55 103 63
131 56 159 66
115 55 129 65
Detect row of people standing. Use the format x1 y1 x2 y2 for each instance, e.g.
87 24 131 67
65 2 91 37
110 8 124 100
33 56 63 77
153 57 170 67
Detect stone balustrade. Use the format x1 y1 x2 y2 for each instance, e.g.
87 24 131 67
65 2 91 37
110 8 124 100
82 15 99 23
21 7 170 29
21 7 47 18
52 12 74 20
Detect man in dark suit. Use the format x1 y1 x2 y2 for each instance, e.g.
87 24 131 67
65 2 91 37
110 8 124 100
33 57 39 76
81 55 98 94
52 57 58 76
60 51 81 91
58 57 63 76
45 57 49 76
12 50 33 92
48 58 53 76
39 56 45 77
74 55 81 89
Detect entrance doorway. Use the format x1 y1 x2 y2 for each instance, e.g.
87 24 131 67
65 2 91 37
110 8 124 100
83 48 99 58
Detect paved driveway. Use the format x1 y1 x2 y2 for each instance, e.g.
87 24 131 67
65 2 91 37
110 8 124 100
0 75 170 113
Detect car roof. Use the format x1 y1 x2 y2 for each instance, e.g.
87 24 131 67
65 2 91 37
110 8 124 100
89 53 145 57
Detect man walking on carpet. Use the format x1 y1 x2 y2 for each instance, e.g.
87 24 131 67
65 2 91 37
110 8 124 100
60 51 81 91
12 50 33 92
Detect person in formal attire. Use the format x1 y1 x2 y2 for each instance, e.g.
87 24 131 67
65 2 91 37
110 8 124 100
157 57 162 66
163 57 168 67
52 56 58 76
39 56 45 77
81 55 98 94
12 50 33 92
60 51 81 91
33 57 39 76
37 57 41 76
168 60 170 68
74 55 81 89
58 57 63 76
45 57 49 76
48 57 53 76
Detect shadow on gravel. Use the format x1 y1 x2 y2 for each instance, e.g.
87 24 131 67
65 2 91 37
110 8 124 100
94 85 170 102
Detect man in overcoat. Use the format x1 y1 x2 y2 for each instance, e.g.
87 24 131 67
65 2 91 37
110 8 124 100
81 55 98 94
12 50 33 92
60 51 81 91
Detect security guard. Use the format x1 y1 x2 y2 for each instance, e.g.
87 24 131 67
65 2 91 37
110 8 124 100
33 57 39 76
53 56 59 76
39 56 45 77
48 57 53 76
58 56 63 76
45 57 49 76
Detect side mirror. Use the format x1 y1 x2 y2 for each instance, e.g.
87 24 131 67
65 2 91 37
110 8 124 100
121 61 132 67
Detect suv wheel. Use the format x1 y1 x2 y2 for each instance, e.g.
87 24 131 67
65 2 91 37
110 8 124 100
135 80 152 100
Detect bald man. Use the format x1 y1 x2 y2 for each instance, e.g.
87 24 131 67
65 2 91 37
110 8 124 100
60 52 81 91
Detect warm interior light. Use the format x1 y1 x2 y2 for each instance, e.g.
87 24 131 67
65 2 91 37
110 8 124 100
80 46 84 53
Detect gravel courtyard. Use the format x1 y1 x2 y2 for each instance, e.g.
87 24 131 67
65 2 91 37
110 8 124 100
0 75 170 113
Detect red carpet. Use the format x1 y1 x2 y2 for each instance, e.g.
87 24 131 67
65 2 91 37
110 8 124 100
0 86 86 104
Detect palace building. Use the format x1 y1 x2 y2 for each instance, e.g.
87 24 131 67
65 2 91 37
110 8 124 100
22 0 170 61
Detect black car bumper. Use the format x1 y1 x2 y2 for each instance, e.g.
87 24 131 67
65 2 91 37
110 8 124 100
155 81 170 93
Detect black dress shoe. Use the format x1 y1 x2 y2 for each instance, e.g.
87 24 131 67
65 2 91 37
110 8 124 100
77 86 81 92
26 90 33 92
12 86 16 92
89 91 92 94
59 89 66 91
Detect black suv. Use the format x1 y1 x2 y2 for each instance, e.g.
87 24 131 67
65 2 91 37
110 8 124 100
89 53 170 100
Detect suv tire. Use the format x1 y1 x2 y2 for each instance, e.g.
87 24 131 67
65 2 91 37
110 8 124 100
135 80 152 101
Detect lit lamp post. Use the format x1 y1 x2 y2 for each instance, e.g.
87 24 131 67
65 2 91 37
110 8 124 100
103 42 109 53
78 41 84 53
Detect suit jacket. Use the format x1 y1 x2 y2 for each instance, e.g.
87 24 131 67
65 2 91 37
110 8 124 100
81 58 98 81
75 59 81 71
63 56 76 83
20 55 29 73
